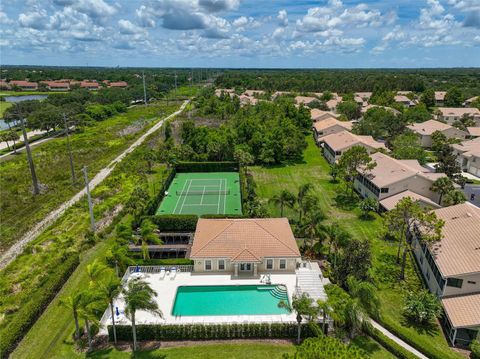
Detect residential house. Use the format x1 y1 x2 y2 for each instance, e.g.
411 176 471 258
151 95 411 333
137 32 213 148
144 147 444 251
361 104 400 115
109 81 128 88
354 92 372 107
80 81 99 90
354 152 446 204
467 127 480 139
378 190 441 212
407 119 467 147
321 130 386 164
410 203 480 346
244 90 265 97
464 96 478 107
41 81 70 91
310 109 338 122
313 118 353 143
9 80 38 90
295 96 318 106
238 94 258 106
214 88 235 97
190 218 301 277
0 80 10 89
451 137 480 177
271 91 291 99
437 107 480 126
435 91 447 106
394 94 416 107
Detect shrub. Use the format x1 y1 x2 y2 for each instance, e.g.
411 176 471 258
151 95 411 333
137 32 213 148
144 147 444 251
0 254 80 358
108 323 314 342
176 161 239 173
149 214 198 231
284 336 368 358
403 290 442 325
471 339 480 359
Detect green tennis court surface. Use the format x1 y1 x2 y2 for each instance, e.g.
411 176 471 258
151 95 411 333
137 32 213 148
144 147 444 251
157 172 242 216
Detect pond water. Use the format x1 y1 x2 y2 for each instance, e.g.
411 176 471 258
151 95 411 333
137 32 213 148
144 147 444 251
0 95 48 129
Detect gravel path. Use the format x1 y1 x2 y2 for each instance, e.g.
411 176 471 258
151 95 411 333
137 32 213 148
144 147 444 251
0 101 189 270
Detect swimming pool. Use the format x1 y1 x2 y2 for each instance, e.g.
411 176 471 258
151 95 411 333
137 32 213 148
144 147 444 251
172 285 290 316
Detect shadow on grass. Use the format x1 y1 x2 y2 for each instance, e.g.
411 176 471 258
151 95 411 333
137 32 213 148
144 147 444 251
351 335 385 357
87 347 168 359
334 192 359 211
400 317 440 337
358 213 376 221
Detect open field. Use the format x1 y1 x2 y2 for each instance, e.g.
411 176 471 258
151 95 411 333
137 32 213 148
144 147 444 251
157 172 242 216
0 102 179 253
251 136 464 359
0 101 13 117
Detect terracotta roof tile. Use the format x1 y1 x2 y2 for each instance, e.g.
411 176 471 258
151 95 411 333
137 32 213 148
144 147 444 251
442 293 480 328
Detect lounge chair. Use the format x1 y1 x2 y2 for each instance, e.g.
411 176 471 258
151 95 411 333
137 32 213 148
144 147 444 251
159 267 166 280
170 267 177 280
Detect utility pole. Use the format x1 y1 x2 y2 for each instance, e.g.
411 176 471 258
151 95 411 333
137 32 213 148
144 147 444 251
174 70 178 98
20 117 40 195
142 70 147 105
63 113 76 185
82 166 95 232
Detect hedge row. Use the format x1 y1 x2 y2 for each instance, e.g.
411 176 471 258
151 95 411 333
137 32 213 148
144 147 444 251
176 161 239 173
362 322 418 359
149 214 198 231
375 318 447 359
0 254 80 359
145 168 176 215
127 257 194 266
109 323 314 341
200 214 246 219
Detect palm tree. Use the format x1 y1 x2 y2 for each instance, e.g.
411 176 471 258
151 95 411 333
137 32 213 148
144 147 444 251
136 219 162 260
302 209 325 251
78 292 102 352
86 259 107 287
98 275 121 344
107 244 135 277
297 183 313 222
347 276 381 319
430 177 454 205
442 189 466 206
278 293 316 344
122 280 163 351
269 189 296 217
319 223 350 269
59 292 84 341
316 299 332 334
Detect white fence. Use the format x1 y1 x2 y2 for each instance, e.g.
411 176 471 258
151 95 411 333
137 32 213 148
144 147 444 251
121 265 194 283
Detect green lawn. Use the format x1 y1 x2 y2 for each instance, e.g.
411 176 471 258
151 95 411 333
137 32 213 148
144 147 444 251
251 135 463 359
0 91 68 96
0 101 13 117
0 102 179 252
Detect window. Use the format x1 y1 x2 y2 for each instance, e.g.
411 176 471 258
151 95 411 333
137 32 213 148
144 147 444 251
266 259 273 270
218 259 225 271
447 278 463 288
279 259 286 270
205 260 212 271
335 151 342 155
381 188 389 193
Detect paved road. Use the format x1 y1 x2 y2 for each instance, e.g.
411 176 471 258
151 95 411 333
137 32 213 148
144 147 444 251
0 129 48 151
370 319 429 359
0 100 189 270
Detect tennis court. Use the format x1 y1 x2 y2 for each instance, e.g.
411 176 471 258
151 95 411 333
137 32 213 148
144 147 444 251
157 172 242 216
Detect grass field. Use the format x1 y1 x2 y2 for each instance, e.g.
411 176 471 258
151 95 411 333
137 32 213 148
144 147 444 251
251 135 464 359
0 101 13 117
0 102 179 253
157 172 242 216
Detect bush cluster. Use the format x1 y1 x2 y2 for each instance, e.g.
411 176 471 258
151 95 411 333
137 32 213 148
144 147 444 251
176 161 239 173
85 101 127 121
0 254 80 359
109 323 314 341
145 168 176 215
149 214 199 231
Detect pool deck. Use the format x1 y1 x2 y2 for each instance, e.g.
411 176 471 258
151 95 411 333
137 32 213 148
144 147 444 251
100 263 330 334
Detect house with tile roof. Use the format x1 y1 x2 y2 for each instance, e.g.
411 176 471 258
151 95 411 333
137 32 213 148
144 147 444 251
451 137 480 177
435 91 447 106
437 107 480 126
464 96 478 107
190 218 301 277
407 119 468 147
312 119 353 143
321 130 386 164
9 80 38 90
354 152 447 205
410 203 480 347
310 108 338 122
394 94 416 107
467 127 480 139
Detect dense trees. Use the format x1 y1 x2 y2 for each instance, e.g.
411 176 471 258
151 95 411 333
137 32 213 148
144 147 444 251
444 87 463 107
391 132 427 164
337 146 376 195
352 107 404 144
337 100 361 120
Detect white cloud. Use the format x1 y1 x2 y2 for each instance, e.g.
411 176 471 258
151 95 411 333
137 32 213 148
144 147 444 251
118 19 144 35
277 9 288 27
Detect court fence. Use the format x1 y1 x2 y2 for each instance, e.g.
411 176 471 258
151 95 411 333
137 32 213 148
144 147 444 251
175 161 239 173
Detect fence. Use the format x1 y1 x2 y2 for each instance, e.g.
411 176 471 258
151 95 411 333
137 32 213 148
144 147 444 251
121 265 194 282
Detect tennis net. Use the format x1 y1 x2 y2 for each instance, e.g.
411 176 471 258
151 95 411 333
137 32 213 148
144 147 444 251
176 189 230 196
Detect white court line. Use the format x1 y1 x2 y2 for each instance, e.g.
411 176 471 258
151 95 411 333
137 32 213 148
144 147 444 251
182 204 218 207
216 178 222 214
172 178 188 214
200 186 206 205
178 179 193 214
223 178 227 214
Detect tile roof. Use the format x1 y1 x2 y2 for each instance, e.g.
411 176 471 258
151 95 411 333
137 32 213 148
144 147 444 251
322 130 386 152
467 127 480 137
310 108 338 121
428 203 480 277
312 118 352 132
407 119 452 135
361 104 400 115
295 96 317 105
191 218 300 261
109 81 128 87
244 89 265 96
362 152 442 187
442 293 480 328
438 107 480 116
451 137 480 158
434 91 447 101
379 190 441 211
354 92 372 99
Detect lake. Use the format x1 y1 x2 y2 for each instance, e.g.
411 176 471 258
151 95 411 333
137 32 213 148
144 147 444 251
0 95 48 129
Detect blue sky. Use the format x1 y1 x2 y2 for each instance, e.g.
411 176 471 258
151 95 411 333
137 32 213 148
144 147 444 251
0 0 479 68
